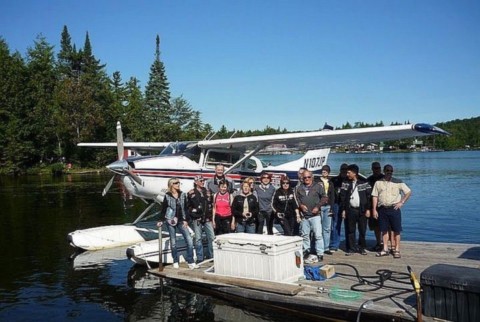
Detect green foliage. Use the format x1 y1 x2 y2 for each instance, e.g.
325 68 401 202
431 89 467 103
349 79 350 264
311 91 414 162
430 117 480 150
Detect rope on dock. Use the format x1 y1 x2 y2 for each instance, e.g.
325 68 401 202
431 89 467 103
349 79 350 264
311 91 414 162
331 263 412 292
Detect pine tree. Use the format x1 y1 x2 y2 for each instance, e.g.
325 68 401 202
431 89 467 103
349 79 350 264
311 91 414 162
25 35 58 162
0 38 29 173
144 35 172 141
57 25 74 78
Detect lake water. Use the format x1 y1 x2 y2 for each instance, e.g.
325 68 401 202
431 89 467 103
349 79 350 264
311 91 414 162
0 151 479 321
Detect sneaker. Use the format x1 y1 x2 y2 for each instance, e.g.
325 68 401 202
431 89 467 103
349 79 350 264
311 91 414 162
359 248 367 255
345 250 356 256
304 254 318 264
173 262 179 269
188 263 199 270
325 249 337 255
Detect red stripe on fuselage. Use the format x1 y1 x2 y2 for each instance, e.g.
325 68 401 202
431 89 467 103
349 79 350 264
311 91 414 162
132 169 243 181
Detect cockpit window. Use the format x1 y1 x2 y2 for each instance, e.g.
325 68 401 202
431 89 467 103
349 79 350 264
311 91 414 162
160 141 201 162
205 150 241 168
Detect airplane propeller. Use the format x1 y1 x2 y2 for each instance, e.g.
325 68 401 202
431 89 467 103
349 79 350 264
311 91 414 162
102 121 143 196
102 175 115 197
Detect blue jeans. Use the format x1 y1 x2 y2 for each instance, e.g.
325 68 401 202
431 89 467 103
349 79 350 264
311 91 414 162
320 205 332 251
236 221 256 233
300 215 324 256
190 219 215 262
166 222 194 264
329 203 342 250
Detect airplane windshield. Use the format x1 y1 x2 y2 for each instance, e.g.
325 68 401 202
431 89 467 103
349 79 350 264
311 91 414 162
160 141 201 161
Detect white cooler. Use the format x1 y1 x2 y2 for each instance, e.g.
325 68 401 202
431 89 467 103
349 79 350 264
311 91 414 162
213 233 303 283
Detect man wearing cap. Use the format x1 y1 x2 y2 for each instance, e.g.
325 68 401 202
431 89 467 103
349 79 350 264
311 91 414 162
188 175 215 263
372 164 411 259
340 164 372 256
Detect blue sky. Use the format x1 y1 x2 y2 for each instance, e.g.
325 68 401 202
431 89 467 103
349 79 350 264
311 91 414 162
1 1 479 131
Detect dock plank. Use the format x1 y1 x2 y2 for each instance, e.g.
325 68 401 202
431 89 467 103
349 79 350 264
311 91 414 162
149 241 479 321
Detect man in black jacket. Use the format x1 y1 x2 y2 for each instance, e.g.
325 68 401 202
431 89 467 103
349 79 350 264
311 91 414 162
340 164 372 256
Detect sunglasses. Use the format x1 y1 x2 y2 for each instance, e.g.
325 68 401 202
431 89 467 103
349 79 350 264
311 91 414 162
282 182 290 185
303 176 312 179
172 182 180 184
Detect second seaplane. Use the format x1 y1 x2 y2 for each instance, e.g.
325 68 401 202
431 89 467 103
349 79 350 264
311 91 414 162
68 121 449 250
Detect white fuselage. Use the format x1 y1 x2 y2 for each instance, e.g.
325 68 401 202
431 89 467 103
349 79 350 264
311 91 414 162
119 148 330 200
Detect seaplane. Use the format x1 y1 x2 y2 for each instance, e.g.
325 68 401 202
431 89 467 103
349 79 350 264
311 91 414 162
67 121 449 251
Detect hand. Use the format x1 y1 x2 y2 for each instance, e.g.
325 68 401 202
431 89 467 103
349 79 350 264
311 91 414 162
311 207 319 215
156 221 163 227
341 210 346 219
394 201 404 210
296 214 302 224
300 204 308 213
182 221 188 228
372 210 378 219
365 210 371 218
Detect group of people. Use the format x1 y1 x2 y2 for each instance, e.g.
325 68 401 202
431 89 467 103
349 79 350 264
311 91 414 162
157 162 411 269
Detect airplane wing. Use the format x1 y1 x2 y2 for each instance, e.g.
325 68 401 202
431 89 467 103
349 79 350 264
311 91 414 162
78 142 170 149
197 123 449 150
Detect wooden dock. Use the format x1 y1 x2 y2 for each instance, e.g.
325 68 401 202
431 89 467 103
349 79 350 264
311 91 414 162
148 241 480 322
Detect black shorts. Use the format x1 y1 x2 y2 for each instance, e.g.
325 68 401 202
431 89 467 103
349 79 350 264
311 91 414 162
378 207 402 233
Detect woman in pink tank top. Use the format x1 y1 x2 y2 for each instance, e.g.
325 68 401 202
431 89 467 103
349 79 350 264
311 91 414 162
212 181 232 235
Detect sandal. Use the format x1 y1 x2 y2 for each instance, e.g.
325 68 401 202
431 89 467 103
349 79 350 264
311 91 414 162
376 250 390 257
393 250 401 259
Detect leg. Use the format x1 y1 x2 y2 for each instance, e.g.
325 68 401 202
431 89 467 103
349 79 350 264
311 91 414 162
236 222 246 233
256 211 266 234
321 206 332 252
214 216 221 235
310 215 324 257
246 223 256 234
358 213 368 250
178 224 195 264
300 218 311 256
346 209 358 251
166 224 178 263
266 211 274 235
378 209 390 252
394 232 401 251
203 221 215 259
282 215 295 236
329 203 340 250
389 229 396 249
191 220 204 262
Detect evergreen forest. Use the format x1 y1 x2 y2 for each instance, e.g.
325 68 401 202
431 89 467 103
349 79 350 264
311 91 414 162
0 27 478 175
